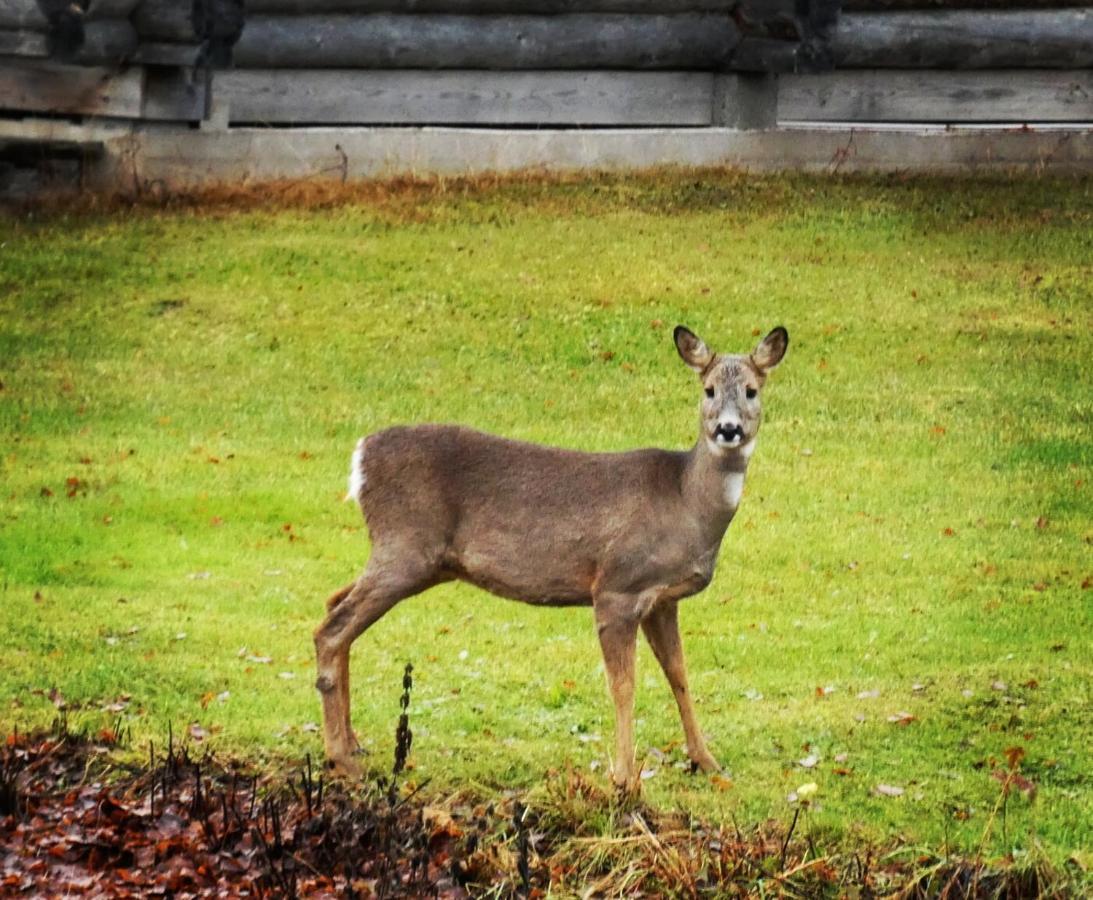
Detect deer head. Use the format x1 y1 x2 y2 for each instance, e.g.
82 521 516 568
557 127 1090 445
674 325 788 456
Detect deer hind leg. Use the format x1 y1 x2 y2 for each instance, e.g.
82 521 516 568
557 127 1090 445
593 592 642 791
640 600 720 774
314 555 435 777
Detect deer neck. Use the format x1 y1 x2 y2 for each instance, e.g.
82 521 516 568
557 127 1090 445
682 436 756 537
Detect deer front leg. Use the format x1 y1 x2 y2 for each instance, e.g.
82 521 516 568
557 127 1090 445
641 600 721 774
593 593 641 791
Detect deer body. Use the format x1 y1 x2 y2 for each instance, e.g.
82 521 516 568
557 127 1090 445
315 326 787 787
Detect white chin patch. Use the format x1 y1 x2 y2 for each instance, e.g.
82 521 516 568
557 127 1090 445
707 434 754 457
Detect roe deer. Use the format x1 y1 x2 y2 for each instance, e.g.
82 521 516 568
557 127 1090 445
315 325 788 787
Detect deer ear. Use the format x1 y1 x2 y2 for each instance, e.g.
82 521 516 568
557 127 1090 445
674 326 713 373
751 326 789 372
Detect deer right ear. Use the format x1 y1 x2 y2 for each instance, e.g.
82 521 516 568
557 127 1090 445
674 326 713 374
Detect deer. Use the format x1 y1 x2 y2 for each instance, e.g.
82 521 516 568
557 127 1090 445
314 324 788 789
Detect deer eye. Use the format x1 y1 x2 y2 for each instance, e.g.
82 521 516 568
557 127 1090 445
745 387 758 400
704 386 715 398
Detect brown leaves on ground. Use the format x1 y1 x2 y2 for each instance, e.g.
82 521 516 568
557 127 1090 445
0 731 1066 899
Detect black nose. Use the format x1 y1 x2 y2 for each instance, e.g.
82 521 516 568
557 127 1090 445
716 423 743 441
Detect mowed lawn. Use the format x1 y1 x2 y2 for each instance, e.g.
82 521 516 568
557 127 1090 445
1 173 1090 868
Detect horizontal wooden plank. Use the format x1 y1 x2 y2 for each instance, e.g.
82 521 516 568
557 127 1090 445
0 19 137 63
0 28 47 57
231 13 742 70
132 41 202 66
136 0 790 42
71 19 138 64
216 69 716 125
0 0 142 30
0 58 143 116
0 1 45 31
247 0 744 10
835 10 1093 68
145 0 805 31
779 69 1093 122
843 0 1091 9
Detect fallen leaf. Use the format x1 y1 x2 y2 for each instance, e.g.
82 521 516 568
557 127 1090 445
875 784 904 797
887 712 917 726
423 806 462 838
798 754 820 769
857 689 880 700
188 723 207 741
711 773 734 792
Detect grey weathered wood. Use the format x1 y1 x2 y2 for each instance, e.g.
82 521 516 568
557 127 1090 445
0 0 141 29
836 10 1093 68
132 0 193 41
0 28 47 56
731 36 799 72
0 1 46 30
712 72 777 126
70 19 137 63
227 1 799 17
216 69 716 125
779 69 1093 122
0 58 143 115
133 41 201 66
232 13 741 69
141 66 205 120
86 0 144 16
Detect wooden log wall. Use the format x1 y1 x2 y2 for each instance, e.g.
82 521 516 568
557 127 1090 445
834 9 1093 68
1 0 1092 130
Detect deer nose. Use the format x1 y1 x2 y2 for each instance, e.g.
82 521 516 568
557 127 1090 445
715 421 744 442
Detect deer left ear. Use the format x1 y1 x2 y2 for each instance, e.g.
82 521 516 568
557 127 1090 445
751 326 788 372
674 325 714 374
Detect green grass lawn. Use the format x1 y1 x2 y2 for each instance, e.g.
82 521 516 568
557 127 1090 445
1 172 1090 873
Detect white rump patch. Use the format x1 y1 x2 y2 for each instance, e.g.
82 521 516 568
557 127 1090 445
345 437 366 503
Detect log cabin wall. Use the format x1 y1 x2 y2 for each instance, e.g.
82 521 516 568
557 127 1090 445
0 0 1091 187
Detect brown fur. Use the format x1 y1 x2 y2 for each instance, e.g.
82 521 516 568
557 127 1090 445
314 326 787 787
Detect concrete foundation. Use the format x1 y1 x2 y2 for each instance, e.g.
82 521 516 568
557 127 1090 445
2 119 1091 196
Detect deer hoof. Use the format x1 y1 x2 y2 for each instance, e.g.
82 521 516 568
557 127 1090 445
325 755 364 780
690 753 722 775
